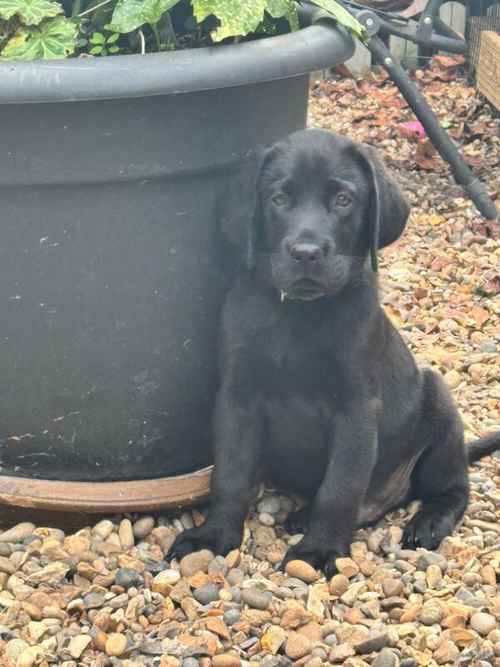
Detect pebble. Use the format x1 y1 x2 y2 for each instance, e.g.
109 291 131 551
258 497 282 514
330 642 356 663
259 512 276 526
335 557 360 578
416 551 447 572
241 588 272 610
261 625 287 654
68 634 92 659
285 559 319 584
0 523 35 543
152 569 180 594
223 609 241 626
212 656 241 667
180 550 214 577
133 516 155 539
372 649 400 667
5 638 29 662
419 603 443 625
105 632 128 657
382 578 404 597
354 633 389 654
193 583 220 605
329 573 350 596
118 519 135 550
115 567 143 589
285 631 312 659
470 612 497 636
0 556 16 575
93 519 114 539
16 646 43 667
434 639 460 664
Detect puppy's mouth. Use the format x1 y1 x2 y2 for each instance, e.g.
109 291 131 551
281 279 326 302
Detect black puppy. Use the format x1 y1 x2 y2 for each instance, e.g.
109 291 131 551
170 129 499 577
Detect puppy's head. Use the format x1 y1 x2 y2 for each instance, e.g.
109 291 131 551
226 129 409 301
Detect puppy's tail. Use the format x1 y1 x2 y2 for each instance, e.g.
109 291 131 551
467 432 500 464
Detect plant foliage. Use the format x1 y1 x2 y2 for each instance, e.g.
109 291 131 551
0 0 360 61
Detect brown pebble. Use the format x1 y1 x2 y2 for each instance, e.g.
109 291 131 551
180 549 214 577
21 602 42 621
105 632 128 657
285 559 319 584
433 639 459 664
118 520 134 550
212 655 241 667
480 564 497 586
285 631 312 660
382 578 403 598
335 557 360 578
330 643 356 663
329 574 349 596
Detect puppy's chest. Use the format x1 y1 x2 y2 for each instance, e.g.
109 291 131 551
251 321 346 398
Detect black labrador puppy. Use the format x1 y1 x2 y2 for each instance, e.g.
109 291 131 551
170 129 499 577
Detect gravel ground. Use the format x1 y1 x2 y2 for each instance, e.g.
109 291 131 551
0 69 499 667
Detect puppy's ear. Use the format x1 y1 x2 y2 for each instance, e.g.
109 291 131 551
218 147 268 271
356 144 410 271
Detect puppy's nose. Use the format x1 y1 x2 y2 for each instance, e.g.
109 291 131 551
290 242 323 262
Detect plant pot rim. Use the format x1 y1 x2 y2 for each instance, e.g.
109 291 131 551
0 18 353 104
0 466 213 513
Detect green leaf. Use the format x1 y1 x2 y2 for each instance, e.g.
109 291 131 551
107 32 120 43
89 31 105 44
108 44 119 52
108 0 182 33
1 16 77 60
266 0 299 32
191 0 267 42
89 44 103 54
0 0 62 26
309 0 366 40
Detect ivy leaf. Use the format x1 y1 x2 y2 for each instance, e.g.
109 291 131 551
108 0 182 33
191 0 267 42
0 0 62 26
1 16 77 60
266 0 299 32
309 0 367 40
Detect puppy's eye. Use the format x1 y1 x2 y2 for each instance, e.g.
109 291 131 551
271 193 289 207
335 193 352 207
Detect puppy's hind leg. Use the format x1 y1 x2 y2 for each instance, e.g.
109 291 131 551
403 373 469 550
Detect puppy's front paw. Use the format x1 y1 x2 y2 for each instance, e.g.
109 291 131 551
284 507 310 535
403 509 454 550
168 520 243 561
282 538 349 580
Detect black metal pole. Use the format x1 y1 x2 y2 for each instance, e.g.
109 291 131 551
366 36 498 220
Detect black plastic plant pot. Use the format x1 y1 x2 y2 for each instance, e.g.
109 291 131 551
0 16 353 486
